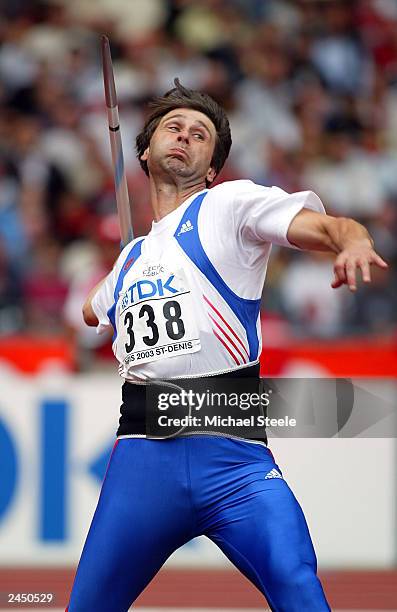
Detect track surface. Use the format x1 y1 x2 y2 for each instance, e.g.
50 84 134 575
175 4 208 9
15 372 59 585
0 609 391 612
0 569 396 609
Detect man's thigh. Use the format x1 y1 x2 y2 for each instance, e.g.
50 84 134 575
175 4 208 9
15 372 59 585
67 439 194 612
196 440 330 611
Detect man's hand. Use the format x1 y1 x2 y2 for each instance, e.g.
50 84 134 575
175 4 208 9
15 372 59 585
331 241 388 292
287 208 388 292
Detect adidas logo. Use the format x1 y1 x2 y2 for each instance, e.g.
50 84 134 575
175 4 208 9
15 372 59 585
178 220 194 235
264 468 282 480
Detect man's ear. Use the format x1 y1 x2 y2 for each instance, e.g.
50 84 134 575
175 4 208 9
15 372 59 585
140 147 149 161
206 166 216 184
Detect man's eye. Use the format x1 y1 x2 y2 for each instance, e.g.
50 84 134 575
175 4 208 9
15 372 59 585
193 133 204 140
168 126 179 131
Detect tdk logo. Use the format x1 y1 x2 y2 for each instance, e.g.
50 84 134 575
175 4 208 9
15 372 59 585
121 275 178 308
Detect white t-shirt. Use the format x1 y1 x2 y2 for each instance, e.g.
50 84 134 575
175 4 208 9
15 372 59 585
92 180 325 382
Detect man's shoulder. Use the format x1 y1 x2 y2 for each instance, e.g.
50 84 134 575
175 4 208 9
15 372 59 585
208 179 271 200
209 178 257 193
114 235 146 270
121 235 146 253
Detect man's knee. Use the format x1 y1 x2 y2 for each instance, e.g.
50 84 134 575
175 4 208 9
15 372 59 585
265 563 329 611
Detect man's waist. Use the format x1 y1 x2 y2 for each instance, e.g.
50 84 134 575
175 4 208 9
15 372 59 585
117 362 267 444
121 360 260 385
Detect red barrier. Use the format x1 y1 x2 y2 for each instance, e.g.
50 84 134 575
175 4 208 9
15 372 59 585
0 335 76 373
260 339 397 377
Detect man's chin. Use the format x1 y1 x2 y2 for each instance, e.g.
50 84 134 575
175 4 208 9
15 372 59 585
162 157 191 176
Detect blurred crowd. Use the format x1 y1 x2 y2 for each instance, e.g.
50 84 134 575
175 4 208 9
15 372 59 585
0 0 396 361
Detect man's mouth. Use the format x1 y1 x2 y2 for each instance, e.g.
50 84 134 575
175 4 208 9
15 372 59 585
169 147 189 160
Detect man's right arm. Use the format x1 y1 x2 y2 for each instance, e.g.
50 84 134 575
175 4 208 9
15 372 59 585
82 277 107 326
82 239 136 329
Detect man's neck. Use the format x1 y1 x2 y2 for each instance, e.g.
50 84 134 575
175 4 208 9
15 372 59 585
149 178 207 222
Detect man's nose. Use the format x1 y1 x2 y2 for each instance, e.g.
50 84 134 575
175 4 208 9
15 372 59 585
177 130 189 144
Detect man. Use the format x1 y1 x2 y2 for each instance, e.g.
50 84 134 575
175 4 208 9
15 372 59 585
67 80 387 611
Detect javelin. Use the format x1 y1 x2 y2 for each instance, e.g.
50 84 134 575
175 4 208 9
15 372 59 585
101 35 134 246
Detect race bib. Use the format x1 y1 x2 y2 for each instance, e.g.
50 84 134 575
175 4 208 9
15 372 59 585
116 264 201 366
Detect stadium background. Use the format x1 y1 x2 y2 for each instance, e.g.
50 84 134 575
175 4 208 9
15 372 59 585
0 0 396 610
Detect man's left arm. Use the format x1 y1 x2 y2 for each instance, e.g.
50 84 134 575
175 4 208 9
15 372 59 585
287 209 388 292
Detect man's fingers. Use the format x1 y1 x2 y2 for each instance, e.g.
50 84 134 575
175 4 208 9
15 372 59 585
372 253 388 269
345 261 357 291
359 259 371 283
332 258 347 289
332 250 388 290
331 274 343 289
334 260 347 281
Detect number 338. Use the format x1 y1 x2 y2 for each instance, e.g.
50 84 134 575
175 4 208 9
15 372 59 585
124 300 185 353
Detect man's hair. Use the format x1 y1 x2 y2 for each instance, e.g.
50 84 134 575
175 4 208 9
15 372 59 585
136 78 232 185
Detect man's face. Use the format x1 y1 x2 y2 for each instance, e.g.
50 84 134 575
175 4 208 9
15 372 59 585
141 108 217 185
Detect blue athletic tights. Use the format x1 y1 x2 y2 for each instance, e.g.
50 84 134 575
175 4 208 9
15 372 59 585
67 436 330 611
